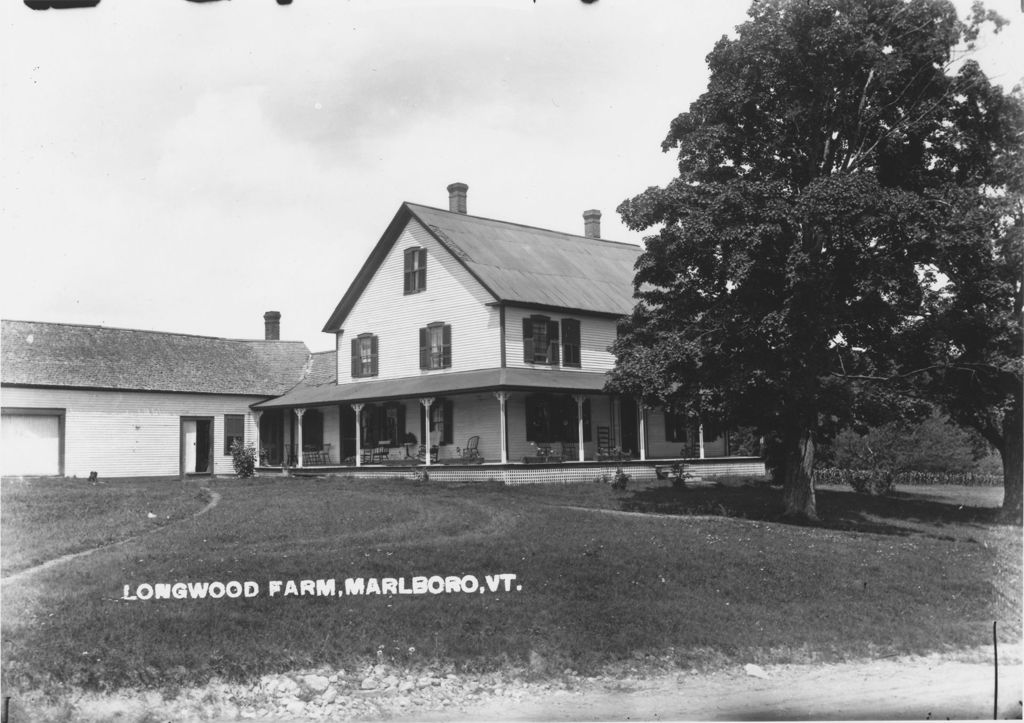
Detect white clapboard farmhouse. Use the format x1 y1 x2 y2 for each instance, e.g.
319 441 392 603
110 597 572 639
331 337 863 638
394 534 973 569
1 183 765 482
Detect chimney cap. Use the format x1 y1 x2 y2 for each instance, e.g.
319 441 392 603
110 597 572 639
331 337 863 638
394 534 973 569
446 182 469 193
264 310 281 320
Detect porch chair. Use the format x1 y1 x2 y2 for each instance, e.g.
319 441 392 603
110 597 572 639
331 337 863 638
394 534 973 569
459 436 482 463
416 445 439 464
562 441 578 461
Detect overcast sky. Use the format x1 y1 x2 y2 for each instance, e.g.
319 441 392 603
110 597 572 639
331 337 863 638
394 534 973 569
2 0 1021 352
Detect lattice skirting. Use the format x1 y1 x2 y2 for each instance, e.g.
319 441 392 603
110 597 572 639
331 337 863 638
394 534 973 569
287 457 766 486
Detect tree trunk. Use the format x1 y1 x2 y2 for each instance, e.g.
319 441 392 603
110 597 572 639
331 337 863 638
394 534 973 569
999 393 1023 524
782 429 819 521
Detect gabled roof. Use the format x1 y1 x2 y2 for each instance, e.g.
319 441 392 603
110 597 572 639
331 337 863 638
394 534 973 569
323 203 642 332
1 320 312 397
254 367 610 409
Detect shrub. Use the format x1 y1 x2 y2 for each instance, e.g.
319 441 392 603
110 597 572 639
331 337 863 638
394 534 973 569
611 467 631 490
229 441 257 478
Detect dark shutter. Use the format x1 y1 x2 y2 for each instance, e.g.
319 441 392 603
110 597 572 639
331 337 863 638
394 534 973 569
417 249 427 290
420 404 427 442
397 404 407 442
442 324 452 368
547 320 560 365
419 327 428 369
370 335 379 376
351 337 360 377
522 317 534 363
583 399 592 442
404 250 413 293
443 399 454 444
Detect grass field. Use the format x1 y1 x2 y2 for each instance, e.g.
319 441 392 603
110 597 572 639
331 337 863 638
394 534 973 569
1 474 1019 695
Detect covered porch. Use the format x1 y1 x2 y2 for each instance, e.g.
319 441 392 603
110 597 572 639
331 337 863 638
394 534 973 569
251 368 763 478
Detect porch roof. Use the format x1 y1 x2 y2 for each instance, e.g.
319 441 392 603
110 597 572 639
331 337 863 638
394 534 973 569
253 368 611 409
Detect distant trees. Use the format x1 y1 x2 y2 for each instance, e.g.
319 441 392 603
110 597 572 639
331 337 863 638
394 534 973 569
608 0 1022 521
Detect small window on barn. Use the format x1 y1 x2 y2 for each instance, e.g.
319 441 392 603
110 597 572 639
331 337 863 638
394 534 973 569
404 248 427 294
522 315 560 365
224 414 245 455
419 322 452 370
350 333 379 378
561 318 581 368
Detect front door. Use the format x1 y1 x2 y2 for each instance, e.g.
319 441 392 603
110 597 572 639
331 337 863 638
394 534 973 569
181 417 213 475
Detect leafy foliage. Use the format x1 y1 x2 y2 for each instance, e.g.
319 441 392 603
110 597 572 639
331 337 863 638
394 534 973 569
609 0 1022 519
229 441 257 478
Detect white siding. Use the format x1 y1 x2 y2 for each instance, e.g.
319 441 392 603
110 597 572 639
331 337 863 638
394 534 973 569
504 307 617 372
1 386 262 478
336 219 500 383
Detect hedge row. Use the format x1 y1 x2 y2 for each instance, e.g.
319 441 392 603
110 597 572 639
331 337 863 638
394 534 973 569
814 467 1002 488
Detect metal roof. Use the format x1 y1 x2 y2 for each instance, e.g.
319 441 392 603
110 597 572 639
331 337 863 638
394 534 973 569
253 368 612 409
407 204 642 315
1 319 311 397
323 203 642 332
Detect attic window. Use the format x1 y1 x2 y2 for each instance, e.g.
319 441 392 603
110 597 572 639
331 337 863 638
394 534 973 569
404 248 427 294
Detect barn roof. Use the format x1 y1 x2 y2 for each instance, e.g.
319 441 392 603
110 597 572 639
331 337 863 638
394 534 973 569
1 320 312 397
323 203 642 332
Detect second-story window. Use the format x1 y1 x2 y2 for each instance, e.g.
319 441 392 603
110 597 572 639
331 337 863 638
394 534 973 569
561 318 581 368
350 333 379 378
523 315 559 365
419 322 452 370
404 248 427 294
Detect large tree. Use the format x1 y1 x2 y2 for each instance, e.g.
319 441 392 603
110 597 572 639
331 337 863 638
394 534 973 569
608 0 1021 520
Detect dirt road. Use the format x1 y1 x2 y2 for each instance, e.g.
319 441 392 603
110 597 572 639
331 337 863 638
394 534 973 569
416 655 1023 721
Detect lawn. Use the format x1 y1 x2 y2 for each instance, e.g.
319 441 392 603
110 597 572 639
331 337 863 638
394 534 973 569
0 476 210 577
1 474 1019 695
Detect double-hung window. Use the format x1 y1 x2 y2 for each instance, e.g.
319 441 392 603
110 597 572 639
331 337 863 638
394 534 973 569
350 333 379 378
224 414 245 454
522 315 560 365
561 318 581 368
419 322 452 370
404 248 427 294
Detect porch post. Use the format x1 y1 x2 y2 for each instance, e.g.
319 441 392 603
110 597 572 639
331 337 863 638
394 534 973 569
494 392 509 464
294 408 306 468
419 398 435 465
351 403 364 467
252 410 262 466
698 422 706 459
573 394 586 462
638 403 647 461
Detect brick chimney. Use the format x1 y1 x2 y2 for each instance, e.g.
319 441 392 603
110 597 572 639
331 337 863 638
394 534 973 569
583 209 601 238
447 182 468 214
264 311 281 341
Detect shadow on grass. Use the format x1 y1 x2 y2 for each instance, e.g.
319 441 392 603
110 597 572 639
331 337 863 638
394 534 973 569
617 482 1004 538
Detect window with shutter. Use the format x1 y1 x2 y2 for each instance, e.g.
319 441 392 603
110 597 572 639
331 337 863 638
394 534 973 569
420 323 452 370
224 414 244 455
404 248 427 294
352 333 379 378
524 315 557 364
421 398 454 445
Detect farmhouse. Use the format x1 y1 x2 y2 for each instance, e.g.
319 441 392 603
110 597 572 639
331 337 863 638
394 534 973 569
1 183 765 482
252 183 764 483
